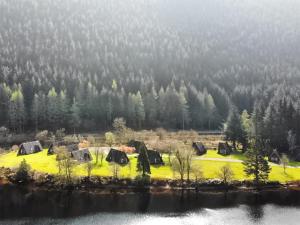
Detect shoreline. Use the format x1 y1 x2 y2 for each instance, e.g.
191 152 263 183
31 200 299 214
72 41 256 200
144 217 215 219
2 177 300 195
2 166 300 195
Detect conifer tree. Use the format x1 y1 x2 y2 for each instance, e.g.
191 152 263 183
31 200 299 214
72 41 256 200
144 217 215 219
243 140 271 186
9 88 25 133
224 107 245 150
47 87 59 130
0 83 11 126
70 98 81 133
31 93 40 131
137 142 151 176
134 91 145 129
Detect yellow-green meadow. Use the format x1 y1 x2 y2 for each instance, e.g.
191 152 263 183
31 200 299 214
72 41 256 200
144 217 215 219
1 149 300 183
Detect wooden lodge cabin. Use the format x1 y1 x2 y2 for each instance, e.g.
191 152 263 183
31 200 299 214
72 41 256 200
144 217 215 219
18 141 43 156
218 142 231 155
192 142 207 155
128 140 164 165
71 148 93 162
106 148 129 165
148 149 164 165
268 149 281 164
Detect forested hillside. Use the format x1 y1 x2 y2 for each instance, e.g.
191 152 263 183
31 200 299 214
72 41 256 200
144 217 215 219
1 0 300 154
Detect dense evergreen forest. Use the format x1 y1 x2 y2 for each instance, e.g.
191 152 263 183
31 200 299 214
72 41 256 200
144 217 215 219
1 0 300 156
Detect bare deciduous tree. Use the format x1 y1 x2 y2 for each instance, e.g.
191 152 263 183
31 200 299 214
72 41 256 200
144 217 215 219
217 164 234 185
191 162 203 184
56 146 76 184
185 145 195 182
281 154 289 174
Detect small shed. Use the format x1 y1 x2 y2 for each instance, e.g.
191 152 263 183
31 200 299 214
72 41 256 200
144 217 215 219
218 142 231 155
18 141 43 155
106 148 129 165
268 149 281 164
192 142 207 155
147 149 164 165
71 148 93 162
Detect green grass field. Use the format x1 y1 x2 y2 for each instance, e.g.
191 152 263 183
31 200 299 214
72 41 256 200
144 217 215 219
0 149 300 183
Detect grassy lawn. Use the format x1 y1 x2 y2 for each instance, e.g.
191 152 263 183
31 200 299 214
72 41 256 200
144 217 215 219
0 149 300 183
201 149 247 161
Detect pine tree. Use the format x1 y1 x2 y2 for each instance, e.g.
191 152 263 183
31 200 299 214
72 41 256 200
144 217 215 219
31 94 39 131
137 142 151 176
179 90 189 130
224 107 245 150
250 100 266 147
70 98 81 133
243 141 271 186
241 110 251 151
127 93 136 127
47 87 59 130
58 90 68 128
203 89 216 130
0 83 11 126
144 86 158 127
9 88 25 133
134 91 145 129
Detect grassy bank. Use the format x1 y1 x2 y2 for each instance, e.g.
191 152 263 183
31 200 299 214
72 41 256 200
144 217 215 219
1 149 300 183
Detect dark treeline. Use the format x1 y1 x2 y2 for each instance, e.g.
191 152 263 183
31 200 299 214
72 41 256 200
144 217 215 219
1 0 300 156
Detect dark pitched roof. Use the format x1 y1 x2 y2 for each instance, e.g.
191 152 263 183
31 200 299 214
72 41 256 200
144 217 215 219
268 149 281 164
218 142 231 155
192 142 207 155
106 148 129 165
18 141 43 155
147 149 164 165
71 148 93 162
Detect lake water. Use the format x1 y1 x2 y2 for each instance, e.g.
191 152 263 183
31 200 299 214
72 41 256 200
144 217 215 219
1 186 300 225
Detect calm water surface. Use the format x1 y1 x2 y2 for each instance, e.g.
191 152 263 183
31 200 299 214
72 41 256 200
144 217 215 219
1 186 300 225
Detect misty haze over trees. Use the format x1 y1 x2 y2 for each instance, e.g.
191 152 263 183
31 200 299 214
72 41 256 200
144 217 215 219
1 0 300 156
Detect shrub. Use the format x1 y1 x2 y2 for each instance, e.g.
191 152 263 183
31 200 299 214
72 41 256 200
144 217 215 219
156 128 167 140
63 135 79 144
87 135 96 146
15 159 31 184
55 128 66 140
35 130 49 144
11 145 19 152
105 132 115 147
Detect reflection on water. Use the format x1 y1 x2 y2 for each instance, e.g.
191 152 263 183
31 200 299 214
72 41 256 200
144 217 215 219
0 186 300 225
1 206 300 225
